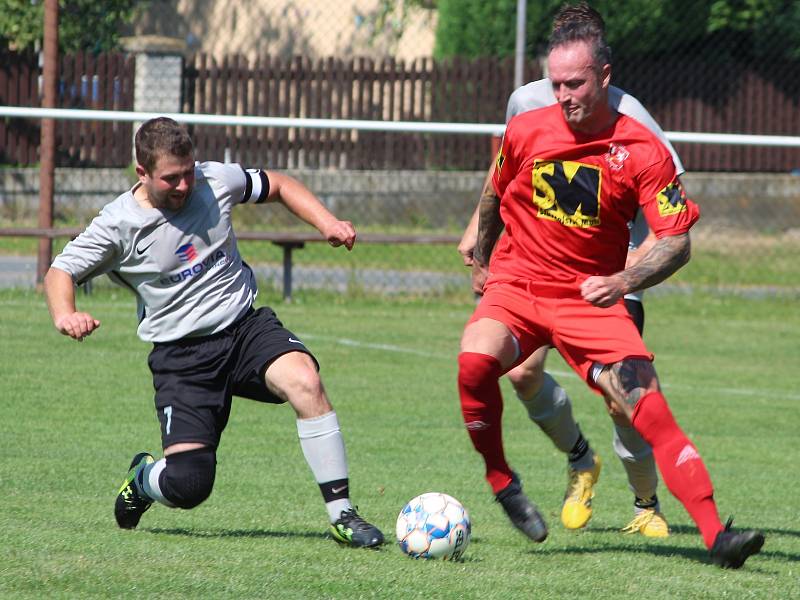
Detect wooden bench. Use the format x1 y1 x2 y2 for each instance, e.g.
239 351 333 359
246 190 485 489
0 228 461 300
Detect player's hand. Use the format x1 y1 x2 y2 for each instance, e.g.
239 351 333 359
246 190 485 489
54 312 100 341
322 220 356 251
471 261 489 295
457 239 475 266
580 275 626 308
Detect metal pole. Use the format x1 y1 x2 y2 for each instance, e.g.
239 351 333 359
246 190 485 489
514 0 527 89
37 0 58 286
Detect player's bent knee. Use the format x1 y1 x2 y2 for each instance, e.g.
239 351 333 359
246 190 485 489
266 352 323 400
161 446 217 509
506 366 544 396
458 352 503 391
286 367 323 398
523 372 567 418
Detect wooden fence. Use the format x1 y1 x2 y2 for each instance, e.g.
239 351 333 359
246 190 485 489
181 55 523 170
614 58 800 173
2 50 799 171
0 51 134 167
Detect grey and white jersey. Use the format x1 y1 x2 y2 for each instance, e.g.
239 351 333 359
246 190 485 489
51 161 270 342
505 79 686 302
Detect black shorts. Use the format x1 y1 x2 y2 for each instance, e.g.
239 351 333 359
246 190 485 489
148 307 318 449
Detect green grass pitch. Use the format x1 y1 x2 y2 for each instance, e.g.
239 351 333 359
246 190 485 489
1 287 797 599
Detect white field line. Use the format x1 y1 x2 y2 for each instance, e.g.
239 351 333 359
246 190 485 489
5 300 794 401
300 333 448 359
299 332 800 401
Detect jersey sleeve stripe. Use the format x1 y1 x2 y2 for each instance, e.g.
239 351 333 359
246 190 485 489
254 170 269 204
240 168 270 204
243 167 253 202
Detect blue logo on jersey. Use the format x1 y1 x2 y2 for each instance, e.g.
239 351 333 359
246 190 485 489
160 249 229 285
176 243 199 263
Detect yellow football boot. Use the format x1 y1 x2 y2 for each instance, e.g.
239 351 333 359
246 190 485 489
622 508 670 538
560 454 602 529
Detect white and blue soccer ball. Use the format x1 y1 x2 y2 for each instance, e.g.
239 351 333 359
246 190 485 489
395 492 471 560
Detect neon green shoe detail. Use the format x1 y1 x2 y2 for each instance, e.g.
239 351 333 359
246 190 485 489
329 508 384 548
114 452 154 529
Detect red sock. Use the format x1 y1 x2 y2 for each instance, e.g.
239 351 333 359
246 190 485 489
632 391 724 548
457 352 512 494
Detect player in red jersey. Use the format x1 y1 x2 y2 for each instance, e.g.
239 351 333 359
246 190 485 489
457 14 764 569
459 3 673 538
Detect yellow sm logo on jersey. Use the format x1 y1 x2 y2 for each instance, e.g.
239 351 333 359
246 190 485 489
656 181 688 217
531 159 601 228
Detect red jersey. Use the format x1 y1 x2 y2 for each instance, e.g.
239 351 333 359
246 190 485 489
490 103 699 294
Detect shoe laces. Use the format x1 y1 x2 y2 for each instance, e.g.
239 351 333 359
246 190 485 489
622 508 657 534
723 516 734 532
337 507 371 531
565 468 593 503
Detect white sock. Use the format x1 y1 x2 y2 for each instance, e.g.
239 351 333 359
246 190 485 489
519 373 583 455
613 423 658 505
140 458 175 507
296 411 353 522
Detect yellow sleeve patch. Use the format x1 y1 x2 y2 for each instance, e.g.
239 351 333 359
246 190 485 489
656 181 688 217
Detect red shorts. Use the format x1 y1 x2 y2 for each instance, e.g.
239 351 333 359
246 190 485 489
468 280 652 391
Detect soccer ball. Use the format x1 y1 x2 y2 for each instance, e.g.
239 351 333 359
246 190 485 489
395 492 471 560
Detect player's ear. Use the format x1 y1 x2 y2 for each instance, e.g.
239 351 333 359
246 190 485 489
600 64 611 89
135 163 147 182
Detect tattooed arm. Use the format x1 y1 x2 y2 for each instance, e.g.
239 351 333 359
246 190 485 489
619 232 691 291
580 232 691 308
471 181 505 294
457 161 496 266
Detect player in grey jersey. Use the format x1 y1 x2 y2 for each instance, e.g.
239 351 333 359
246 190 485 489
44 117 384 548
458 6 687 539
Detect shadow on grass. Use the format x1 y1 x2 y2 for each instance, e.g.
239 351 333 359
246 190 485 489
143 527 795 566
591 523 800 539
544 544 779 572
146 528 488 562
530 526 798 570
146 527 330 541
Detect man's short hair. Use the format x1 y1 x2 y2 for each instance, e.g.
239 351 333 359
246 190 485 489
552 1 605 33
548 2 612 68
135 117 194 174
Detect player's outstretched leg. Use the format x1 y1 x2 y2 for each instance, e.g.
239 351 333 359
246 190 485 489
270 351 384 549
514 371 600 530
632 391 764 567
613 424 669 538
495 472 548 542
114 452 155 529
297 410 384 548
458 352 547 542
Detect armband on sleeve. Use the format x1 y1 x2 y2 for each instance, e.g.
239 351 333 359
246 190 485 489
240 168 270 204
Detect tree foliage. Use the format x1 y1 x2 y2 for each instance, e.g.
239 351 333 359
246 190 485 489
0 0 144 53
433 0 800 62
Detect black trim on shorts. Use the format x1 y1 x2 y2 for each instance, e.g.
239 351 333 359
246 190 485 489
623 298 645 335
